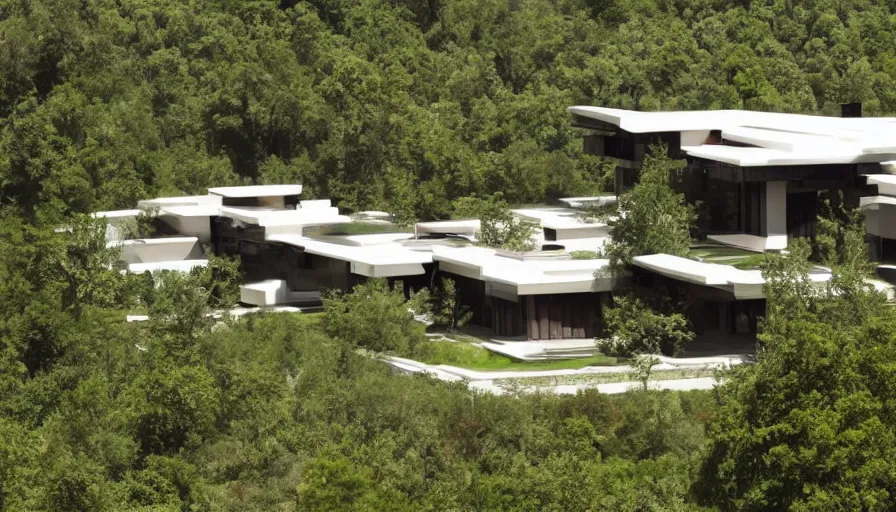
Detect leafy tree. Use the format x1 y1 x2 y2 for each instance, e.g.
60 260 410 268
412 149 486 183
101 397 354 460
321 279 426 354
147 271 213 345
127 362 220 456
697 207 896 510
190 253 242 309
429 277 473 330
601 145 696 275
598 295 695 357
452 193 537 251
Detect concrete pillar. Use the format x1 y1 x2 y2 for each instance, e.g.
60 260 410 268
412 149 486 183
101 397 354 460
766 181 787 250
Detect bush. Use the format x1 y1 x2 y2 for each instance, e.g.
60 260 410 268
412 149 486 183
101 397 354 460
321 279 426 354
190 253 242 309
430 277 472 330
452 194 537 252
570 250 599 260
598 295 694 357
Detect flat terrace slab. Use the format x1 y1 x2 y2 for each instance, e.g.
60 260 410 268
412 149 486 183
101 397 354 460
480 338 600 361
385 355 740 395
208 184 302 198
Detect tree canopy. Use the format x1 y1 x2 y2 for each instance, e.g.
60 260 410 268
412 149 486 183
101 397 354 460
4 0 896 222
601 145 696 274
697 208 896 510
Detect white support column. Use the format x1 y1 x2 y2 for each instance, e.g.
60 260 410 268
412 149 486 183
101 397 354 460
766 181 787 250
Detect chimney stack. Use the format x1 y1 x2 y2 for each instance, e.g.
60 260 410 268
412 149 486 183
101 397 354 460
841 102 862 118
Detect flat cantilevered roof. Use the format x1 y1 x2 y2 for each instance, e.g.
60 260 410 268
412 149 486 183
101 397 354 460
432 246 616 296
208 184 303 198
266 234 431 278
568 106 896 166
632 254 832 299
219 206 348 227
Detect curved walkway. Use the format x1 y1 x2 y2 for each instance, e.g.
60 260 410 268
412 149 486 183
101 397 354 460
385 354 739 395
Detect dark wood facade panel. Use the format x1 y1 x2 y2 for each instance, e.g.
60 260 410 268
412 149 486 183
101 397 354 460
439 271 609 341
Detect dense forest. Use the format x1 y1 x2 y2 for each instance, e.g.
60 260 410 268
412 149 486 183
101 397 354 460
3 0 896 221
5 0 896 510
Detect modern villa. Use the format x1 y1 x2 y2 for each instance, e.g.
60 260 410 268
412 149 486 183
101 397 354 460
93 103 896 344
569 103 896 337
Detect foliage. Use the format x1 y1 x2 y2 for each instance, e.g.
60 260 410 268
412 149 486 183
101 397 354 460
190 253 243 309
321 279 427 354
631 354 661 391
452 194 538 250
411 339 619 371
429 277 473 330
599 295 695 357
453 193 538 251
147 271 213 344
569 250 599 260
5 0 896 508
601 146 696 274
698 206 895 509
120 210 158 240
0 217 721 511
0 0 894 221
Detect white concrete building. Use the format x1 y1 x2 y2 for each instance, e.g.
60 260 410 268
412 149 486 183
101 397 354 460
569 103 896 337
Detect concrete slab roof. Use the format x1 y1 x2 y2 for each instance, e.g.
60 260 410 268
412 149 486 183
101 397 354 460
558 196 617 208
158 205 222 217
208 184 302 198
416 219 481 234
138 194 222 210
432 246 615 295
266 234 431 277
512 207 608 231
631 253 834 299
868 175 896 197
860 195 896 210
569 106 896 166
219 206 348 227
93 209 141 219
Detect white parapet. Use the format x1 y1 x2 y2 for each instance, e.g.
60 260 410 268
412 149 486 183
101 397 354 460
299 199 332 209
208 184 303 198
93 209 142 242
138 194 222 210
240 279 322 306
416 220 481 236
157 205 219 243
116 237 203 264
128 259 208 274
240 280 290 306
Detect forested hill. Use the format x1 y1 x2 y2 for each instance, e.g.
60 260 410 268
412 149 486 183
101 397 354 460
2 0 896 221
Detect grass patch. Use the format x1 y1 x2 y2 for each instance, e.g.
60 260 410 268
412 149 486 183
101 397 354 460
411 340 620 371
570 250 600 260
689 244 757 260
731 254 766 270
688 243 766 269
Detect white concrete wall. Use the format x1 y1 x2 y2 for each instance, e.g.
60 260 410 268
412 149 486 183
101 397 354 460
300 199 332 209
118 237 203 264
160 215 212 244
765 181 787 249
241 280 289 306
680 130 711 146
555 226 610 240
765 181 786 236
867 206 896 239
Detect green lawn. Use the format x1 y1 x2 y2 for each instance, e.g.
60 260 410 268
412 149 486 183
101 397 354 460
411 340 621 371
688 243 766 270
